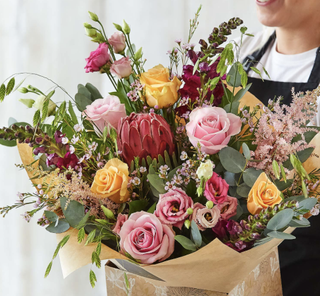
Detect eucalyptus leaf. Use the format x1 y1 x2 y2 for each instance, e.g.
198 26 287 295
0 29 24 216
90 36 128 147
267 208 294 231
236 183 251 198
274 179 293 191
243 168 262 187
219 147 246 173
60 196 85 228
46 218 70 233
298 198 318 211
77 84 92 101
226 63 241 87
254 236 273 247
267 231 296 240
44 210 58 225
85 83 103 101
242 143 251 160
190 221 202 248
128 199 149 215
75 93 92 112
224 172 237 186
175 235 197 251
147 174 166 194
288 218 310 228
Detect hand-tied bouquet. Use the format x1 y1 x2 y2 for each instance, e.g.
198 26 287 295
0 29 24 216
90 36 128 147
1 6 320 290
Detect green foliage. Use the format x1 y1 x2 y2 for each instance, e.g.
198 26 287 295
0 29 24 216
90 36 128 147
85 229 97 246
147 202 156 213
175 235 197 251
5 78 15 95
0 84 5 102
44 262 53 278
298 198 318 212
190 221 202 248
128 199 149 215
267 231 295 240
60 196 85 228
78 227 85 243
147 174 166 194
33 109 41 126
46 219 70 233
219 147 246 173
91 251 101 268
266 208 294 231
243 168 262 187
242 143 251 160
89 270 97 288
68 101 78 124
236 183 251 197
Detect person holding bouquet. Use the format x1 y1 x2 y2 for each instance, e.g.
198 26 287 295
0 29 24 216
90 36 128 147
238 1 320 295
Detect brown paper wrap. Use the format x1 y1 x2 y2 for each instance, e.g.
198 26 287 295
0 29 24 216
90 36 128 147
16 87 319 293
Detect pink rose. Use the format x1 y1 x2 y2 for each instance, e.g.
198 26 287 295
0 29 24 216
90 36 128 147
204 172 229 204
85 43 110 73
112 214 128 235
109 32 126 53
110 57 133 79
186 107 241 154
119 211 175 264
192 203 220 231
84 95 126 133
155 188 193 229
216 195 238 220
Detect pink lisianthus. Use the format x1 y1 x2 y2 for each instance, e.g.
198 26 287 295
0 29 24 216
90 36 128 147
112 214 128 235
85 43 110 73
110 57 132 79
84 95 126 134
192 202 220 231
185 107 241 154
109 32 126 53
155 188 193 229
119 211 175 264
204 172 229 204
216 196 238 220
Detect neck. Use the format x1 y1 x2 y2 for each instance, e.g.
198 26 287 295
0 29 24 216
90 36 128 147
276 27 320 55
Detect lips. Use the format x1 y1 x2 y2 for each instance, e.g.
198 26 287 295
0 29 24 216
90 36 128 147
256 0 277 6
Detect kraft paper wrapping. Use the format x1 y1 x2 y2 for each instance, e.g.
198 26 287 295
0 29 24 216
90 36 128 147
16 87 319 292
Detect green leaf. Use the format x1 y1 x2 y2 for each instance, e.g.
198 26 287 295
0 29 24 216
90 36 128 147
147 174 166 194
44 211 58 224
89 270 97 288
6 78 15 95
193 59 200 75
236 183 251 197
243 168 262 187
175 235 197 251
85 229 97 246
267 208 294 231
274 179 293 191
68 101 78 124
78 227 85 243
0 84 5 102
118 203 126 214
164 150 172 169
267 231 296 240
33 109 41 126
41 98 50 122
242 143 251 160
60 196 85 228
128 199 149 215
219 147 246 173
167 166 182 181
75 93 92 112
224 172 237 186
288 218 310 228
147 202 157 213
250 67 262 78
233 83 252 102
78 84 92 101
96 242 102 256
298 198 318 211
190 221 202 248
226 63 241 87
46 219 70 233
85 83 103 101
76 210 91 229
44 261 53 278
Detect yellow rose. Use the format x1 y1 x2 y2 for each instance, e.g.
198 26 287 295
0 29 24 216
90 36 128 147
247 173 282 215
140 64 182 108
90 158 130 203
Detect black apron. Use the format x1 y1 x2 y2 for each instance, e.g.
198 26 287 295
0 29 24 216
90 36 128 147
243 33 320 296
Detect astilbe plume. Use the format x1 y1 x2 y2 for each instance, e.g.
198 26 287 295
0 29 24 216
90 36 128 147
248 87 320 175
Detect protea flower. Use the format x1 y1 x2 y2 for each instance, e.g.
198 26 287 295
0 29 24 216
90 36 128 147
117 113 175 165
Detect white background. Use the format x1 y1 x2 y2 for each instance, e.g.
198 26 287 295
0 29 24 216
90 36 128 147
0 1 262 295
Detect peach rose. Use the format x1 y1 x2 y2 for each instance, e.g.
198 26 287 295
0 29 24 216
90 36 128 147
140 64 182 108
90 158 130 203
247 173 282 215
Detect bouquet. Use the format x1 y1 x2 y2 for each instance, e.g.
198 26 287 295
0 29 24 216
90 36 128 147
1 6 319 293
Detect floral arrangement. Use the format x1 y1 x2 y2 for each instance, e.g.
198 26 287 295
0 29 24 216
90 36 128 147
0 6 319 288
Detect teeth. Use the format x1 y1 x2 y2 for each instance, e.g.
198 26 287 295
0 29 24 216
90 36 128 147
258 0 270 2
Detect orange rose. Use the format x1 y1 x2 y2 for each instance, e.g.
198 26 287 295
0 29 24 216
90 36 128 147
247 173 282 215
140 64 181 108
90 158 130 203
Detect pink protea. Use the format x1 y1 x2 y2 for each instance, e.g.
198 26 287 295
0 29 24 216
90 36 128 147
117 113 175 165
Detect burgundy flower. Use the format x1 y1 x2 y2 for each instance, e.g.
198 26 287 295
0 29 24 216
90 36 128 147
117 113 175 165
56 152 79 170
204 172 229 204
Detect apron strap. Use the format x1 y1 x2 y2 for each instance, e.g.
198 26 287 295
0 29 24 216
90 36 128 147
308 47 320 83
242 31 276 73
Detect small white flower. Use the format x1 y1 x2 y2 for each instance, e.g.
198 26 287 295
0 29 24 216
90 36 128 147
62 137 69 145
139 167 147 173
310 207 320 216
74 124 82 132
33 95 46 110
196 159 214 180
132 177 141 186
88 142 98 151
180 151 188 161
71 136 79 144
69 145 75 154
